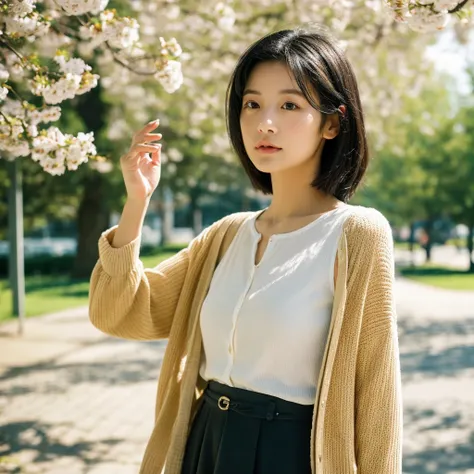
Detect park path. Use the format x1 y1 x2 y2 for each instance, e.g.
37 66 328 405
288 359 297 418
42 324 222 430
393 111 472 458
395 244 472 271
1 274 474 473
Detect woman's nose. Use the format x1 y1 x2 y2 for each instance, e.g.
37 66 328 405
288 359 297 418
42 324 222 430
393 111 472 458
258 118 277 134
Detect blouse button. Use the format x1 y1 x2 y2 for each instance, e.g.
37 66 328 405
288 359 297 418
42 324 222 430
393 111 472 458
318 454 322 462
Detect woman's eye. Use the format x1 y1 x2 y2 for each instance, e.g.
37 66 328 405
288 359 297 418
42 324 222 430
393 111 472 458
283 102 298 110
243 101 259 109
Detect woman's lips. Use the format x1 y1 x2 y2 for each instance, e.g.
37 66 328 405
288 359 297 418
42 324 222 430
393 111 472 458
256 146 282 154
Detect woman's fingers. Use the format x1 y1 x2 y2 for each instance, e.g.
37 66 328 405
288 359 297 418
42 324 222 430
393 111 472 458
132 119 160 143
142 119 160 134
122 144 160 162
133 144 162 154
142 133 162 142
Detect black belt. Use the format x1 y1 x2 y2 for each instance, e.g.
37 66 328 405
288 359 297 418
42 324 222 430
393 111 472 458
203 383 314 422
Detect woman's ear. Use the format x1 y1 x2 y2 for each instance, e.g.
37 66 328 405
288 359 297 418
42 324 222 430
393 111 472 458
322 105 346 140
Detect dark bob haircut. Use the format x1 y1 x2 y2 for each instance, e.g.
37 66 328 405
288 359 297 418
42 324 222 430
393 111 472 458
225 25 369 203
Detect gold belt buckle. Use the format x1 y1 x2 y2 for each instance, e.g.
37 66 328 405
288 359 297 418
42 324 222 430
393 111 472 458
217 396 230 411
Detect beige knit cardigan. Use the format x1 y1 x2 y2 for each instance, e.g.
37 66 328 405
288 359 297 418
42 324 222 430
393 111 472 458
89 206 403 474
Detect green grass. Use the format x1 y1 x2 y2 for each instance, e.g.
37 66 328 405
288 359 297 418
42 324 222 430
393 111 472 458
394 241 422 251
0 250 180 322
399 263 474 291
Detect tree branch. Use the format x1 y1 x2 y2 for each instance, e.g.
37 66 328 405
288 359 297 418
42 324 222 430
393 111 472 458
105 42 156 76
0 110 13 125
0 38 24 62
448 0 470 14
4 83 27 103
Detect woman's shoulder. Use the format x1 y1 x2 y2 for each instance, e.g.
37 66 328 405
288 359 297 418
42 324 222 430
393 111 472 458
342 204 393 247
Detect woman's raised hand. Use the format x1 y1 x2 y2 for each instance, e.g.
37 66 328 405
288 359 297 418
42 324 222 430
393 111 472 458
120 119 163 202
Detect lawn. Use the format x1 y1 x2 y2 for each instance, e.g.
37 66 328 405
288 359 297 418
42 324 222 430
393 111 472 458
394 241 422 251
2 247 473 322
398 263 474 291
0 250 179 322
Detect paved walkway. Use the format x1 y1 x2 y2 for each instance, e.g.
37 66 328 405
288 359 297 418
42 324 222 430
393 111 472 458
1 276 474 473
395 244 472 271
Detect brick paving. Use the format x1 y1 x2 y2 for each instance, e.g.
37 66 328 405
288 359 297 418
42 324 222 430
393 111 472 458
0 274 473 473
0 309 165 473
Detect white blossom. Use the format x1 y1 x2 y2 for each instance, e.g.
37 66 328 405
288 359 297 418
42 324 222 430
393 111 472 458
167 147 184 162
8 0 36 16
80 11 140 50
165 5 180 20
3 52 24 80
1 98 24 117
0 119 30 157
0 87 8 101
154 60 183 94
30 55 99 104
406 7 450 32
76 72 100 95
384 0 466 31
32 73 81 104
4 12 50 37
27 123 38 137
34 31 72 56
53 0 109 16
66 132 95 170
215 3 236 31
0 65 9 83
39 155 66 175
28 106 62 124
433 1 459 11
55 55 91 75
31 127 95 175
159 37 182 58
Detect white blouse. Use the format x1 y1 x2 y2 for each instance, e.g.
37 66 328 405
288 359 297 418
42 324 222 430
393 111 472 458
199 204 354 405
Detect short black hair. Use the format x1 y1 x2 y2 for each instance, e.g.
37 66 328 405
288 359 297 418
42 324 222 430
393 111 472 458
225 25 369 202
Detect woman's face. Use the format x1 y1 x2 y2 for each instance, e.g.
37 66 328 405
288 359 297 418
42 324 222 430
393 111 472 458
240 61 338 175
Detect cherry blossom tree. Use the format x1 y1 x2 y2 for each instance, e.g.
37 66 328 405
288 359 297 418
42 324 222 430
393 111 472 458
385 0 473 35
0 0 183 174
1 0 473 175
2 0 473 283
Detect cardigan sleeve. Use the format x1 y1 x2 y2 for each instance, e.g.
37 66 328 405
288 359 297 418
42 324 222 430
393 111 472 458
353 211 403 474
89 225 204 341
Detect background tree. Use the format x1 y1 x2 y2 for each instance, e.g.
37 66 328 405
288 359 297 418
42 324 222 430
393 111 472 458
2 0 474 277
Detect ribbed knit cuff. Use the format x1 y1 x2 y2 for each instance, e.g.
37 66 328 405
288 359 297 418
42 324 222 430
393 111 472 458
98 226 142 276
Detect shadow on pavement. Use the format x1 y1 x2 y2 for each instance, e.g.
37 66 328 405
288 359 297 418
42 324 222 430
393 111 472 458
398 314 474 473
403 408 474 474
0 339 166 396
0 420 122 471
399 317 474 381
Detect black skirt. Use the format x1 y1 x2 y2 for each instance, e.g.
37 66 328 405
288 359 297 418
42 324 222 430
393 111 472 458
181 380 314 474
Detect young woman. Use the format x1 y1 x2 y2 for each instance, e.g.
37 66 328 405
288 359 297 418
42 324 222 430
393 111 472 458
89 26 403 474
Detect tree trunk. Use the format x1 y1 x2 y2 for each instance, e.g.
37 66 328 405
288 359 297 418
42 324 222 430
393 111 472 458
468 224 474 273
72 174 110 278
189 188 202 237
71 80 109 278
